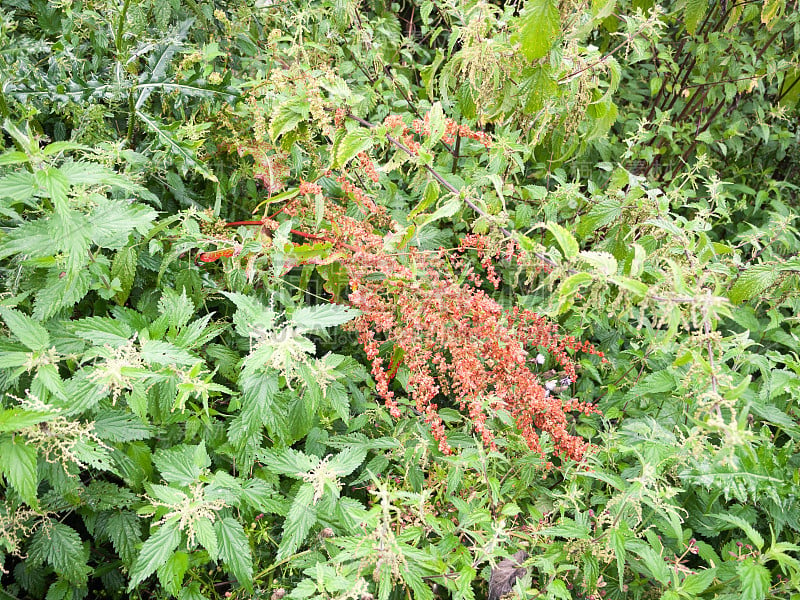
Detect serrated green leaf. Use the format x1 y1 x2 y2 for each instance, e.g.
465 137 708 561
70 316 132 346
729 265 779 303
153 443 210 486
335 128 373 167
558 272 593 298
29 523 88 583
291 304 361 332
713 513 764 549
683 0 709 34
0 307 50 351
737 559 769 600
92 411 152 442
215 517 253 590
544 222 579 258
260 447 318 477
128 523 182 591
327 447 367 476
104 511 142 564
517 0 560 61
0 150 29 165
137 111 217 182
0 435 39 506
157 550 189 596
277 483 317 560
90 200 156 250
269 98 309 141
680 568 716 594
141 339 197 366
194 516 218 560
0 408 54 433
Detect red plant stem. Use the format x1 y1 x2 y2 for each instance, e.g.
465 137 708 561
225 220 264 227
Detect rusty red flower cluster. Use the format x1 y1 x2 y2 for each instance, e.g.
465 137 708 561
295 198 602 460
383 110 492 154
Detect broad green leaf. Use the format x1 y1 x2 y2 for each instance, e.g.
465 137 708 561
216 518 253 590
545 222 579 258
222 291 275 338
291 304 361 332
89 200 157 249
0 435 39 506
35 167 69 207
0 307 50 351
0 408 54 433
128 523 182 590
327 447 367 476
28 523 88 583
105 511 142 564
276 483 317 560
0 171 37 204
729 264 779 303
269 98 310 141
92 411 152 442
70 316 132 346
260 447 318 477
737 559 770 600
680 568 716 594
153 443 210 486
558 272 593 299
713 513 764 550
684 0 709 34
517 0 560 61
141 339 197 366
0 151 29 165
613 276 648 297
195 517 219 560
335 128 374 167
157 551 189 596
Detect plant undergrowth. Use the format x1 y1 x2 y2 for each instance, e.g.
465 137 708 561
0 1 799 600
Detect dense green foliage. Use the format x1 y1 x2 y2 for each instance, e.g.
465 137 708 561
1 1 799 600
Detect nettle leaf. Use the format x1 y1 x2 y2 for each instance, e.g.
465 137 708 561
0 307 50 351
270 98 310 141
70 316 132 346
194 516 218 560
215 517 253 590
89 200 157 250
33 268 92 321
111 245 138 306
157 550 189 596
683 0 709 34
0 435 39 506
29 523 90 584
105 511 142 564
291 304 361 332
327 447 367 477
729 264 779 303
335 128 373 168
92 411 152 442
128 522 182 591
0 171 37 204
223 291 275 338
540 222 579 259
0 408 54 433
153 443 210 486
277 483 317 560
516 0 561 62
737 559 770 600
260 447 318 477
141 339 197 366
